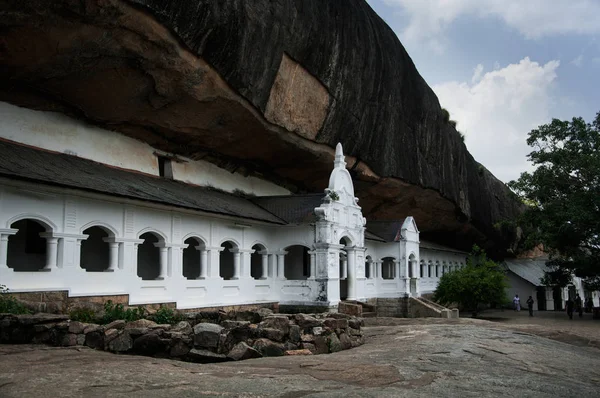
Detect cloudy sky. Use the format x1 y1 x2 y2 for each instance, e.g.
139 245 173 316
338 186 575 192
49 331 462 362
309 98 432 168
367 0 600 183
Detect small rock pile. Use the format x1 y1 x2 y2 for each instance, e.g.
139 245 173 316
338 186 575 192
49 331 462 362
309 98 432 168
0 310 364 362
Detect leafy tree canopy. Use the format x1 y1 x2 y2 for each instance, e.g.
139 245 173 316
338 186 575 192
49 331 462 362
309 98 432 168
508 112 600 291
434 245 508 317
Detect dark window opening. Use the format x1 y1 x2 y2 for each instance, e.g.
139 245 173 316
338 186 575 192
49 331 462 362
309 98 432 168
157 156 173 179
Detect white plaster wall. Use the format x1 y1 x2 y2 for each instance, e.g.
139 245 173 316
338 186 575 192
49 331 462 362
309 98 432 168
172 160 289 196
0 179 316 308
505 273 538 311
0 101 289 196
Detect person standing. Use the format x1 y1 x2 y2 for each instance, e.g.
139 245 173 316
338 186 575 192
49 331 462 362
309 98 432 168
526 296 534 317
566 297 574 320
575 294 583 318
513 294 521 311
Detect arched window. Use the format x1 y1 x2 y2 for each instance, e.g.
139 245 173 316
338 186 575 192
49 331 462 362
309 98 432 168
365 255 372 279
284 245 310 280
7 219 49 271
137 232 163 280
420 259 426 278
251 244 267 280
435 261 441 277
382 257 395 280
81 226 111 272
220 241 237 280
183 237 205 280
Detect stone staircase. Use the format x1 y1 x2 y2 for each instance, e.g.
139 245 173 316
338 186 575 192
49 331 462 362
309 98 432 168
338 300 377 318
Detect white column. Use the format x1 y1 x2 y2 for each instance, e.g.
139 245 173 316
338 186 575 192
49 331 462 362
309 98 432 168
0 235 9 268
44 237 59 270
107 242 119 271
376 261 382 279
232 250 241 280
346 248 357 300
308 251 316 280
158 246 168 279
341 257 348 279
277 253 286 280
0 230 17 268
260 253 268 280
199 249 208 279
395 260 401 279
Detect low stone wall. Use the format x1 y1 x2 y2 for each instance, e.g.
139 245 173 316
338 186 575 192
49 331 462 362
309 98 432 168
3 291 278 315
0 310 364 362
368 298 408 317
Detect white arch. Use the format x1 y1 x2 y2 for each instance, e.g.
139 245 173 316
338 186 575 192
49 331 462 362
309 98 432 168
6 213 57 231
338 231 355 246
219 238 240 248
182 233 208 247
80 221 118 237
137 227 167 242
250 240 269 251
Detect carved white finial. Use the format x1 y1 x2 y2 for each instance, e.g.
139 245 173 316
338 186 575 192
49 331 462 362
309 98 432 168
334 142 346 168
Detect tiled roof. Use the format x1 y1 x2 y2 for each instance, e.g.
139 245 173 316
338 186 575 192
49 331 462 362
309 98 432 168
365 230 386 242
420 240 468 254
251 194 325 224
0 140 285 225
503 258 550 286
365 220 404 242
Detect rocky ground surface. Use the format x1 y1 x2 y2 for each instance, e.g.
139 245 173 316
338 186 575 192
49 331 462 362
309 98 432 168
1 316 599 397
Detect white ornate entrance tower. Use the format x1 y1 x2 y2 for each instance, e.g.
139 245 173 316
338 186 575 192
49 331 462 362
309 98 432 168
313 143 367 307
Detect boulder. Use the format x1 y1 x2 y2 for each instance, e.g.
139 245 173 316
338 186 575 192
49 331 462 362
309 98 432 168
293 314 320 329
221 320 250 329
348 318 362 330
289 325 301 343
252 338 285 357
186 348 229 363
193 323 223 349
171 321 193 335
256 308 274 321
59 333 78 347
323 318 348 330
83 324 102 334
85 330 105 350
170 340 191 357
313 336 329 355
327 333 342 353
260 328 285 342
76 334 86 346
125 319 157 329
68 321 87 334
227 342 262 361
107 332 132 352
259 316 290 335
105 320 126 330
132 332 169 356
339 333 352 350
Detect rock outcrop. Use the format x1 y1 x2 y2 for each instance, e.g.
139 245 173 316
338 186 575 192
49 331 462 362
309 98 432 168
0 310 365 361
0 0 522 254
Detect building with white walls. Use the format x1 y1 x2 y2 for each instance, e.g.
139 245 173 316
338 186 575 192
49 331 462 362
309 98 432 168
0 101 467 310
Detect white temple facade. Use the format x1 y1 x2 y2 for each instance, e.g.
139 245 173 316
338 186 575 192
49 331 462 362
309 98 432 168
0 102 467 310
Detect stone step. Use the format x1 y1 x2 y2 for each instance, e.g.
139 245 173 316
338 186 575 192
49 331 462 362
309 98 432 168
362 312 377 318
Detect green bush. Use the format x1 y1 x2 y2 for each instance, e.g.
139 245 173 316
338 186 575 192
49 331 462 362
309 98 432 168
441 108 450 123
150 305 184 325
102 300 145 324
0 284 32 315
434 245 508 317
69 307 97 323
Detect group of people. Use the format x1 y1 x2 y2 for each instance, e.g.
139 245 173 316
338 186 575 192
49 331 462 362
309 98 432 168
513 293 596 319
512 294 535 316
565 294 594 319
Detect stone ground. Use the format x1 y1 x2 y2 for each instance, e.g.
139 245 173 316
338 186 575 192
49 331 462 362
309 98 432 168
1 313 599 397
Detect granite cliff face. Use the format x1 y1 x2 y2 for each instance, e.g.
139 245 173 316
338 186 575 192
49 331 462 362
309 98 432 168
0 0 522 254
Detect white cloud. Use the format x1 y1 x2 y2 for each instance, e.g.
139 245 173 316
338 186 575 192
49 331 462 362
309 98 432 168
570 54 584 67
432 57 560 183
384 0 600 51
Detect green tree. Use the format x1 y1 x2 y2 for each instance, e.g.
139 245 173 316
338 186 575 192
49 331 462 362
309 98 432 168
434 246 508 317
508 112 600 291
